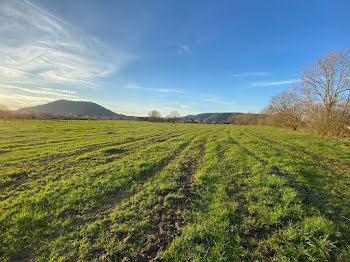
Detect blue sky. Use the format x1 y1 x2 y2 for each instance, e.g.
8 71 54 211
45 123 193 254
0 0 349 116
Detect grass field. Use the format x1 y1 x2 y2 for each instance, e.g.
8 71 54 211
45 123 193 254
1 120 350 261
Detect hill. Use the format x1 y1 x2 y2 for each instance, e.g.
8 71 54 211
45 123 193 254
185 112 264 121
185 112 267 124
18 100 131 119
185 112 237 121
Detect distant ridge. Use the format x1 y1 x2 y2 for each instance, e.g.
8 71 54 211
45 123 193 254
185 112 243 121
18 100 131 119
17 100 264 122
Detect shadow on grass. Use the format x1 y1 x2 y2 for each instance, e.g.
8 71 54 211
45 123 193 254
102 147 127 155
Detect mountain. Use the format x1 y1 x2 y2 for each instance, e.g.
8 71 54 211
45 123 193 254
185 112 267 123
185 112 243 121
18 100 130 119
17 100 265 122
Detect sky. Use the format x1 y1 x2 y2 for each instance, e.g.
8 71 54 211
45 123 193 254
0 0 349 116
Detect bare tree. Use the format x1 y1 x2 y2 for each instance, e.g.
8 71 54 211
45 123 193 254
259 49 350 137
301 49 350 136
148 110 161 122
228 114 235 124
262 88 303 130
229 113 261 125
243 113 258 125
166 111 180 123
0 104 8 112
0 104 9 119
230 114 243 125
302 49 350 117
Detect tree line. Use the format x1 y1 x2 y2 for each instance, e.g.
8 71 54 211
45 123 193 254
148 110 181 123
147 49 349 138
261 49 350 137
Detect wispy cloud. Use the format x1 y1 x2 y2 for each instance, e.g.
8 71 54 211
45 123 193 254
0 83 82 109
0 0 132 89
124 83 183 93
0 93 56 108
177 44 192 55
232 72 270 78
0 92 86 109
177 103 191 109
204 97 235 105
250 79 299 87
151 88 183 93
0 84 77 98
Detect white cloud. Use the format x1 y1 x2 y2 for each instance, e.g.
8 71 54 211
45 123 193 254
232 72 270 77
0 0 132 89
0 83 84 109
152 88 182 93
0 93 56 108
0 93 81 110
124 83 142 89
250 79 299 87
177 103 191 109
0 84 77 98
42 88 76 94
177 44 191 55
204 97 235 105
124 83 183 93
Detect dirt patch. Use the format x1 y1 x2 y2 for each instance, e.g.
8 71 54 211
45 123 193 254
121 137 208 261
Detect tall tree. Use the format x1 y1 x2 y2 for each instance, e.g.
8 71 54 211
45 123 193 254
0 104 9 119
262 88 303 130
301 49 350 136
166 111 180 123
301 49 350 117
148 110 161 122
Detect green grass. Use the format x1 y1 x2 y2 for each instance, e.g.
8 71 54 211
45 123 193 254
0 120 349 261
